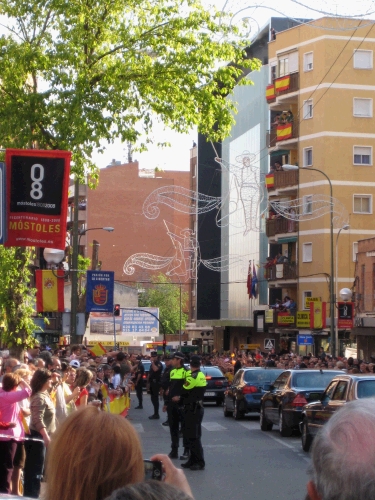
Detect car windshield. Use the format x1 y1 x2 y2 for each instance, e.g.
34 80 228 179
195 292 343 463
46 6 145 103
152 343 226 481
201 367 224 377
244 369 282 383
142 361 151 369
293 372 338 389
357 380 375 398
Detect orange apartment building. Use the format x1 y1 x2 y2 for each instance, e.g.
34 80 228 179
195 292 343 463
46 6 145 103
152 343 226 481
264 17 375 355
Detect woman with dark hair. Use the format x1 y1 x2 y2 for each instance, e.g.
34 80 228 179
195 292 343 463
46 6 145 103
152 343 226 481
0 373 31 494
23 368 56 498
70 367 93 407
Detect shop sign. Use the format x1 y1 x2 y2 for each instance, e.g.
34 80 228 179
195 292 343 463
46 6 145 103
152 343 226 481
296 311 310 328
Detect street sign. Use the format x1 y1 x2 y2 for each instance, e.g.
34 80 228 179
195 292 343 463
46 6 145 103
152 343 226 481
305 296 321 310
337 302 354 329
239 344 261 350
296 311 310 328
264 338 275 350
297 334 314 346
0 163 6 244
121 307 159 334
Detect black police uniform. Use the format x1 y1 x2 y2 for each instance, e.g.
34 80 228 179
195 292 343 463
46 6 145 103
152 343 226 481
180 364 207 470
160 361 172 425
167 357 186 458
148 354 163 418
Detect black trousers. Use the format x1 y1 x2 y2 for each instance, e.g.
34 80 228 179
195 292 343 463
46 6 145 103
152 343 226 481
0 440 17 494
167 401 183 452
23 431 46 498
135 383 143 407
183 406 205 466
149 380 160 415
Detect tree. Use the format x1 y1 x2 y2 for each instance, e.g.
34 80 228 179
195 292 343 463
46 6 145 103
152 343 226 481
0 0 260 354
138 274 188 336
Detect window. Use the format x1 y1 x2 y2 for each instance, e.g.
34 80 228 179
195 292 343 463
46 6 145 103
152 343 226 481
353 195 372 214
288 51 299 73
354 50 373 69
303 195 313 214
353 146 372 165
303 242 313 262
278 57 289 77
303 147 313 167
304 52 313 71
353 242 358 262
303 290 312 310
270 64 277 83
353 98 373 117
303 99 313 119
332 381 348 401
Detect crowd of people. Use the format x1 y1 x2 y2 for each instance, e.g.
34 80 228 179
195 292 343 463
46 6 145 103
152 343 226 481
1 341 375 500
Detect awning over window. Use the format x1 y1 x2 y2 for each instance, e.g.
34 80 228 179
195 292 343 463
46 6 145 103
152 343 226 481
278 237 297 243
270 149 290 157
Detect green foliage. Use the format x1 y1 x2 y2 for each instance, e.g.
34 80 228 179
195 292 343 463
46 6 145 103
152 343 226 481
138 274 188 336
0 0 260 178
0 247 41 356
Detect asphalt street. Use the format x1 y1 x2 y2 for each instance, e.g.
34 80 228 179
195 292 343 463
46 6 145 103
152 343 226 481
128 393 309 500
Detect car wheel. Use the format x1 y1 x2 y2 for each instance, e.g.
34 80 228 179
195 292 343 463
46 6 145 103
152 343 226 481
233 399 244 420
279 409 292 437
260 405 273 431
301 418 313 452
223 400 233 417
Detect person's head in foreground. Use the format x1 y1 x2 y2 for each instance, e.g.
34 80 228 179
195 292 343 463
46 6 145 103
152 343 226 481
45 406 144 500
105 480 193 500
307 399 375 500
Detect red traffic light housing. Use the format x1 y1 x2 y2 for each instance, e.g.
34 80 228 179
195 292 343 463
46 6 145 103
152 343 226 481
114 304 121 316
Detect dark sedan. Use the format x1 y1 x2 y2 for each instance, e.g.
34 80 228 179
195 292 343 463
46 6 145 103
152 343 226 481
201 366 228 405
260 370 341 436
300 374 375 451
224 368 284 419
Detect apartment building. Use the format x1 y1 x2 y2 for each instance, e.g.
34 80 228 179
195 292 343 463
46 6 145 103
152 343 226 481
265 17 375 355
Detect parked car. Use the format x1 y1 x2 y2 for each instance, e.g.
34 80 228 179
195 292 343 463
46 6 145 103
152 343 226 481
260 370 341 436
141 360 165 390
300 374 375 451
224 368 284 419
201 366 228 405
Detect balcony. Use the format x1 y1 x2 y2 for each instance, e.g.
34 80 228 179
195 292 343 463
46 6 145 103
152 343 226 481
265 262 297 281
267 122 299 148
274 72 299 96
265 73 299 103
266 218 299 237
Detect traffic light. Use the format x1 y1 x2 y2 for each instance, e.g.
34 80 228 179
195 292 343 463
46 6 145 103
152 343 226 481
162 339 166 347
114 304 120 316
183 341 187 346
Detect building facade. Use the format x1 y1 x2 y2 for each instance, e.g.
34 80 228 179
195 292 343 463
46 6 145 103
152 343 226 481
265 17 375 355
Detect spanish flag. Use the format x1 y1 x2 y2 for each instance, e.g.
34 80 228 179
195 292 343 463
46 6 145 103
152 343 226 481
275 75 290 92
265 173 275 189
88 343 107 357
266 84 275 101
35 270 64 312
276 124 293 141
310 301 327 329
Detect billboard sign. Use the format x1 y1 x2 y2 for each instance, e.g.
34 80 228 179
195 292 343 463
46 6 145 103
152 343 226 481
337 302 354 329
86 271 114 313
5 149 71 249
121 307 159 334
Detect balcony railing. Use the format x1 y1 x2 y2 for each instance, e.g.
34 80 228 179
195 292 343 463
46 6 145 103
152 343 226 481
274 170 298 189
266 310 296 328
267 122 299 147
266 218 299 237
265 262 297 281
265 72 299 103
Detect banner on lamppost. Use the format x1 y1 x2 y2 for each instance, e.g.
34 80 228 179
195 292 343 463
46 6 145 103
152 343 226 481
337 302 354 329
86 271 114 313
0 163 6 244
5 149 71 249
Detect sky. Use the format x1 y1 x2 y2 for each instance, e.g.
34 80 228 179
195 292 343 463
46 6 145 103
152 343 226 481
91 0 375 172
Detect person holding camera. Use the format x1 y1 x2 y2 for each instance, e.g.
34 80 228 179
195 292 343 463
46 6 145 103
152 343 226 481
180 356 207 471
148 352 163 420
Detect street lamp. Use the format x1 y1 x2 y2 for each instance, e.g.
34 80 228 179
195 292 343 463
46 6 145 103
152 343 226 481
70 226 114 344
282 164 335 356
335 224 350 357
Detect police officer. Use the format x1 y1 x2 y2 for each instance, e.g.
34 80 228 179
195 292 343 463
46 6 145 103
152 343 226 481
160 354 173 426
166 351 186 459
148 351 163 419
180 355 207 471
